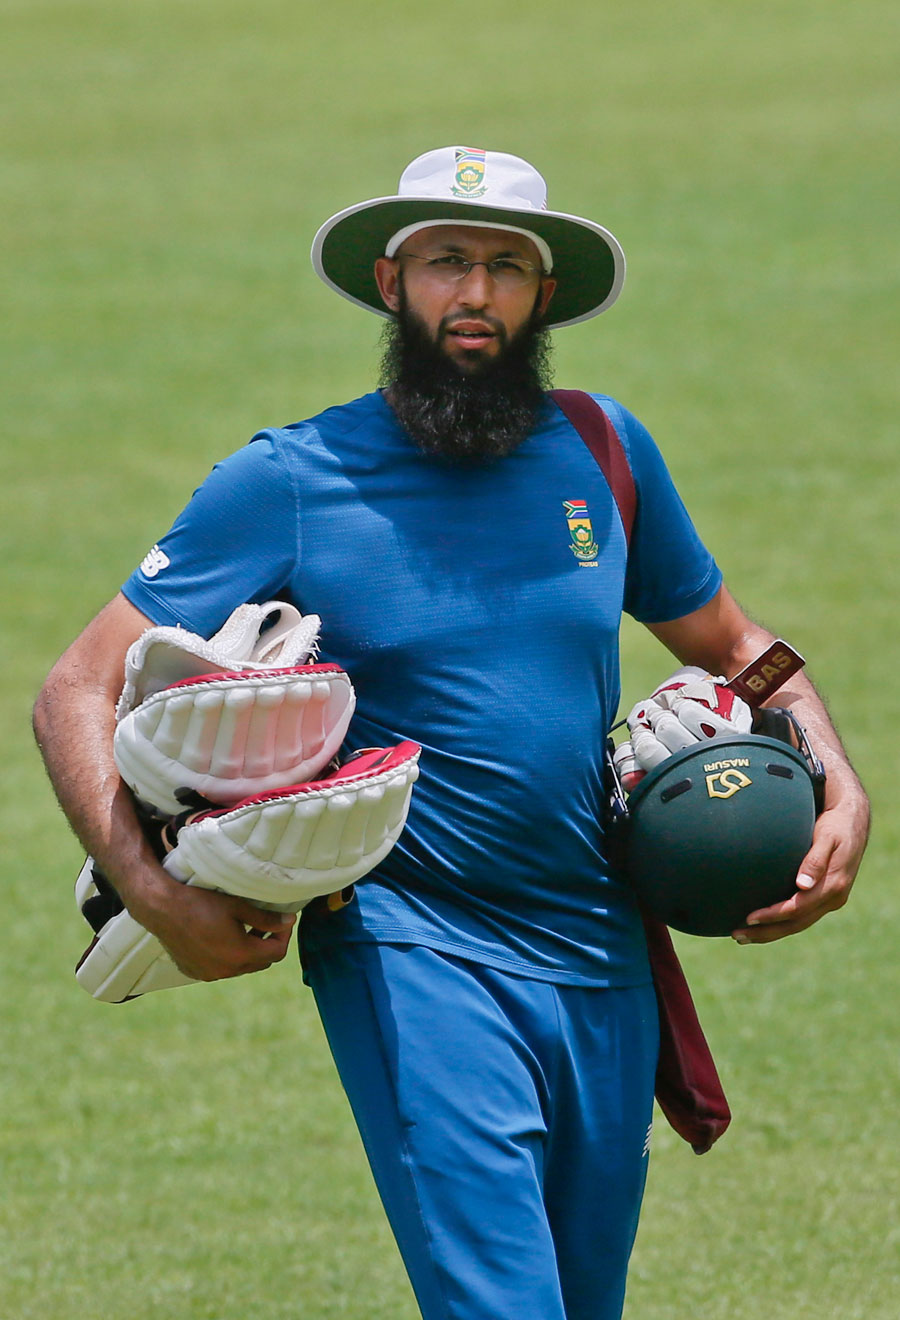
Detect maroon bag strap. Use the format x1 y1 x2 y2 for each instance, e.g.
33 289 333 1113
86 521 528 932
640 909 731 1153
551 387 731 1154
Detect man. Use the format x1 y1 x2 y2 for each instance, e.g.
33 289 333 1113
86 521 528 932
34 146 869 1319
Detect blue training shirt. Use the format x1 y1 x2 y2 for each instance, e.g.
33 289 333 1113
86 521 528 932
122 390 721 987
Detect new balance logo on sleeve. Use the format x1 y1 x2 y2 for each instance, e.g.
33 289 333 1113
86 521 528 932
139 545 170 579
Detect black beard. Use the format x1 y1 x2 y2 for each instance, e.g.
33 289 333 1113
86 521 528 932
378 289 554 464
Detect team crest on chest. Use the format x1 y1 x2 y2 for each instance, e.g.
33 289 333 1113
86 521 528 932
452 147 487 198
563 500 599 566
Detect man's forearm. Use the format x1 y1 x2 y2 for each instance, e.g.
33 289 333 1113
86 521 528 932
34 665 296 979
34 594 297 980
760 669 869 828
32 670 181 930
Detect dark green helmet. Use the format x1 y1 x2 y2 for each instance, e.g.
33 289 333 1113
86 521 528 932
606 724 825 937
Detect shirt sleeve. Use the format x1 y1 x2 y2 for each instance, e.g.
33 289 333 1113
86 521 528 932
120 430 299 637
599 399 723 624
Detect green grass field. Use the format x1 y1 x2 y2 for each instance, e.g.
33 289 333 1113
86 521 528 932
2 1 898 1316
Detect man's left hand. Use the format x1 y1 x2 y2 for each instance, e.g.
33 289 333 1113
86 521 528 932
732 772 870 944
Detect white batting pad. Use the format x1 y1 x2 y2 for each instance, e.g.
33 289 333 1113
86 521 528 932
114 664 355 814
164 742 422 907
74 741 421 1002
75 859 197 1002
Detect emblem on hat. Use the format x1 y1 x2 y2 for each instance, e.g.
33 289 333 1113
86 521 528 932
452 147 487 198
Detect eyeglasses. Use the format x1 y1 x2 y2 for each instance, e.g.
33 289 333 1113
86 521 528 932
398 253 542 288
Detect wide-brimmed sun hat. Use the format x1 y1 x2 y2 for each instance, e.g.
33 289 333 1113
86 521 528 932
311 146 626 329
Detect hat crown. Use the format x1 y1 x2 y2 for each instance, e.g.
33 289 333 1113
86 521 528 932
398 146 548 213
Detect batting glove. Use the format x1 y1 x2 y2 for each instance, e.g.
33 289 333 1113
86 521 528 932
621 666 754 781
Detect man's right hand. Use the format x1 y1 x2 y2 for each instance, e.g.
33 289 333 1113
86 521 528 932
128 868 297 983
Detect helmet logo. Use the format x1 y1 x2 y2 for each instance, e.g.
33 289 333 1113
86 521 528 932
452 147 487 198
706 768 752 799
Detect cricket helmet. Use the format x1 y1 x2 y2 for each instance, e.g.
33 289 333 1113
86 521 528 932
607 725 826 937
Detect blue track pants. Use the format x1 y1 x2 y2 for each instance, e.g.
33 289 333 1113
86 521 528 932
306 941 658 1320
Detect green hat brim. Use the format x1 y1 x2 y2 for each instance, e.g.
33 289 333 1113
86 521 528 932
311 196 625 329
